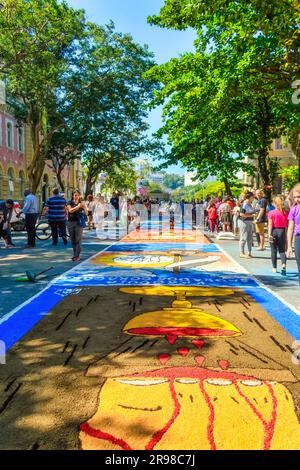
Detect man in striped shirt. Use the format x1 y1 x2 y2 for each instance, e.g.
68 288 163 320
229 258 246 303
42 188 67 246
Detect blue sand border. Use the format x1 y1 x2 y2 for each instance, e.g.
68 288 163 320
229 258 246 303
1 277 300 351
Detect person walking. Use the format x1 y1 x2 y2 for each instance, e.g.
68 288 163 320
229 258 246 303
287 183 300 285
232 200 241 237
21 189 39 248
268 196 289 275
254 189 268 250
219 197 232 232
67 190 88 262
0 199 16 247
94 194 107 239
0 202 10 248
207 201 218 233
86 194 96 230
42 188 68 246
110 192 119 225
239 192 255 258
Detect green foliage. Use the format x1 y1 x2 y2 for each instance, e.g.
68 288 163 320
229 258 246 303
146 1 300 191
72 22 162 196
162 173 184 190
0 2 164 195
0 0 86 192
148 182 164 193
172 180 243 201
102 162 137 194
149 0 300 78
280 166 299 190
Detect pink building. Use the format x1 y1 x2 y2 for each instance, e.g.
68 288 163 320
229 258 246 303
0 81 26 201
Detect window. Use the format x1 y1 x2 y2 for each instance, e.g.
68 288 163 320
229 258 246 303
17 126 24 152
7 168 14 196
275 139 283 150
6 120 13 149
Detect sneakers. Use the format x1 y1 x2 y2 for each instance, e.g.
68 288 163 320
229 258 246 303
272 268 277 273
256 247 265 251
281 267 287 276
72 256 81 262
240 253 252 258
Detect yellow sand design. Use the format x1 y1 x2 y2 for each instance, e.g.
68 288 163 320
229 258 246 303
119 286 235 297
80 375 300 450
123 308 241 338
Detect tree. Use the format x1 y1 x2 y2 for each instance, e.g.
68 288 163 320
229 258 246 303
0 0 86 193
146 51 257 196
102 161 137 194
149 0 300 79
147 2 300 195
162 173 184 190
149 0 300 193
57 22 162 198
280 166 299 190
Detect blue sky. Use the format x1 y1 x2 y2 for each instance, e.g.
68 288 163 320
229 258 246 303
66 0 196 174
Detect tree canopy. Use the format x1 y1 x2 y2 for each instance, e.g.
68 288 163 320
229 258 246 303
146 0 300 193
0 1 163 195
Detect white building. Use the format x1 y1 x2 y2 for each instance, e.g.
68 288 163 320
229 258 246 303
149 173 163 185
184 171 217 186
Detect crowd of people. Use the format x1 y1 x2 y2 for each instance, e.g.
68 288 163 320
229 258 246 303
203 185 300 283
1 184 300 285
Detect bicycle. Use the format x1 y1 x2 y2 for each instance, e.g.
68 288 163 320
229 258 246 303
35 219 70 241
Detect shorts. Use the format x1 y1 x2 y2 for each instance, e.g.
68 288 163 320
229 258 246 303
255 222 265 234
220 213 231 224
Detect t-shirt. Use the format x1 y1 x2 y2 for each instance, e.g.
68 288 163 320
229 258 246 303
219 203 231 214
288 204 300 236
256 197 268 223
268 209 289 228
240 202 255 221
67 200 83 223
208 206 217 219
45 196 66 221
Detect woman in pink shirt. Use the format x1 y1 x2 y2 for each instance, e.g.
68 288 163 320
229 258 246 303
268 196 289 275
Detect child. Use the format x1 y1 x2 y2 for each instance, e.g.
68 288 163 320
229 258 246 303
268 196 289 275
207 201 218 233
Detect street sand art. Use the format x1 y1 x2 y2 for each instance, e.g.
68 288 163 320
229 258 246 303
0 226 300 449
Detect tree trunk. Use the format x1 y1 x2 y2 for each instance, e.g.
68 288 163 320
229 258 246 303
56 169 65 192
27 119 45 194
222 178 232 197
257 147 271 193
84 173 95 200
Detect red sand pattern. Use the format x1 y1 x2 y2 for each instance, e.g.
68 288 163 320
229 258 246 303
129 327 237 337
80 367 279 450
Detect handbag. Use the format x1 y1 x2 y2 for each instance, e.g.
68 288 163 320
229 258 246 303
79 211 87 228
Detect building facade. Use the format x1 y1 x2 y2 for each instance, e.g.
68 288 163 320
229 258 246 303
243 138 296 192
0 81 83 205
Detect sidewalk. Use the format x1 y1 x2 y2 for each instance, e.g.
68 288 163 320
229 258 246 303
0 230 109 320
211 233 300 313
